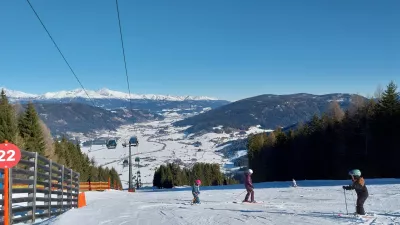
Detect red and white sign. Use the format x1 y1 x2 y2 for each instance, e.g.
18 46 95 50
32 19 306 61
0 142 21 169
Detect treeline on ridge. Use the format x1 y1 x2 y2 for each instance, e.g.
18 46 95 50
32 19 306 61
153 162 238 188
247 81 400 182
0 89 122 187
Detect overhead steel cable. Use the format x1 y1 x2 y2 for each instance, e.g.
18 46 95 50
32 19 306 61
26 0 96 107
115 0 134 113
26 0 114 146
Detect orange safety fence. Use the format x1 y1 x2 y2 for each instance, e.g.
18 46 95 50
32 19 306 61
79 177 123 191
79 182 109 191
11 177 124 192
12 180 78 191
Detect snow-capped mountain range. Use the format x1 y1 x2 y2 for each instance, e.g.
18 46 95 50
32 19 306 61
1 87 219 101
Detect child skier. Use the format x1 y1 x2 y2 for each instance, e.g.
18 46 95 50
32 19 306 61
342 169 369 215
292 178 297 187
243 169 256 203
192 179 201 204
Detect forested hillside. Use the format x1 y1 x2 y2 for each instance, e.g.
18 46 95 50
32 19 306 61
0 89 122 187
247 81 400 182
174 93 359 133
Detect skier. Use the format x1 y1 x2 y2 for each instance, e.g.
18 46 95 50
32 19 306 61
292 178 297 187
342 169 369 215
243 169 256 203
192 179 201 204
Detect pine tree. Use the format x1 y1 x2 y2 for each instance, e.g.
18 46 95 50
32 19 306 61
375 81 400 116
153 166 161 188
18 102 46 155
0 89 18 143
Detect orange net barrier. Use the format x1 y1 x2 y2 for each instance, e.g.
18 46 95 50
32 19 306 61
79 181 109 191
11 178 122 192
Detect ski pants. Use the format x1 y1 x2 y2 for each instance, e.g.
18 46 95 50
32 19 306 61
192 192 200 203
356 194 368 215
244 187 254 202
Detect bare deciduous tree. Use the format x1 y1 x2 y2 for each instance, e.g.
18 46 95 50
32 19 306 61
374 84 384 100
328 100 345 121
39 119 58 161
349 94 366 115
91 156 97 166
267 132 276 146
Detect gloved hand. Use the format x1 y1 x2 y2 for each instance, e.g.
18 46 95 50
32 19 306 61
198 191 200 194
342 186 346 190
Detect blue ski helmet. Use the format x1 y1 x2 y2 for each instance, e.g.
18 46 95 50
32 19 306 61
348 169 361 177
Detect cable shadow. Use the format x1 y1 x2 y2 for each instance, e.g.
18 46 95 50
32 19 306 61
267 211 361 222
205 208 264 213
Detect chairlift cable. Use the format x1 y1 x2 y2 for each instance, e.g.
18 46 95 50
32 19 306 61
115 0 142 188
26 0 114 148
26 0 95 106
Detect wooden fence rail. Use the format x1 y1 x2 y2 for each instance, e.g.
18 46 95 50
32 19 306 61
0 150 80 225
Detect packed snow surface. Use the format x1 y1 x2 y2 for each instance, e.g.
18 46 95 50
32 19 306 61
35 179 400 225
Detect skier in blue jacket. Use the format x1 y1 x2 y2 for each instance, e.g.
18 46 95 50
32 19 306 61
192 179 201 204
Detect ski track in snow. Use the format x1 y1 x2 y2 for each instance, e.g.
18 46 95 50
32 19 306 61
32 180 400 225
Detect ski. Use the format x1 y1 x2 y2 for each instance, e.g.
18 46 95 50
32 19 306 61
338 213 376 218
233 201 264 204
337 213 377 224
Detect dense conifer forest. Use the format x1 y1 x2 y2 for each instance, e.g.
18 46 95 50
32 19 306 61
247 81 400 182
153 163 238 188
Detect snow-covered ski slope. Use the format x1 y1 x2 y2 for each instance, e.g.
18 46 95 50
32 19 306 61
80 111 272 187
36 179 400 225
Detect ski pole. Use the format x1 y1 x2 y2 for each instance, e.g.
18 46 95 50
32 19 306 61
351 191 356 213
236 190 246 199
343 189 348 215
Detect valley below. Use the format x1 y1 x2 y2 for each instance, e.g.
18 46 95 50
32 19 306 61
77 109 272 188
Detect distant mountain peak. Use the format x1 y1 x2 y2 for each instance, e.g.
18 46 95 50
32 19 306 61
0 87 39 98
1 87 219 101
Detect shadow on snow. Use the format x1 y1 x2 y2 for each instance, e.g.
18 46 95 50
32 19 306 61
137 178 400 193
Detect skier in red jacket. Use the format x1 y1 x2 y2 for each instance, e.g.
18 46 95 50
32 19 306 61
243 169 256 203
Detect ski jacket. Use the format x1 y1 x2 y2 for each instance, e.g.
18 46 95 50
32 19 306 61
344 177 368 197
244 173 253 189
192 184 200 194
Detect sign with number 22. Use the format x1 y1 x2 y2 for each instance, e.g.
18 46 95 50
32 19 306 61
0 142 21 169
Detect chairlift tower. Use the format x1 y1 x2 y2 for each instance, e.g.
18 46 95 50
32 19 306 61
128 136 139 192
135 157 140 188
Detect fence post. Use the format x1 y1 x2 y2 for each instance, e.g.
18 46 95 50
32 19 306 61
45 159 52 218
28 152 38 223
69 169 73 209
108 177 111 189
57 165 64 214
76 173 80 197
76 173 80 207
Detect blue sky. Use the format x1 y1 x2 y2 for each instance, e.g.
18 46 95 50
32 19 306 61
0 0 398 101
